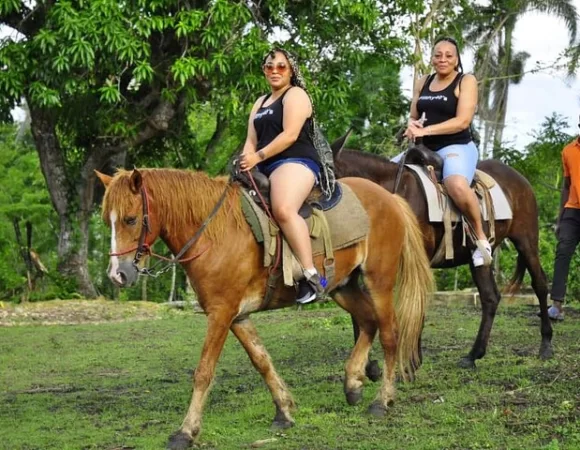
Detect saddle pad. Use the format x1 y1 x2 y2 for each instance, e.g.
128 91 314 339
406 164 512 222
240 181 370 268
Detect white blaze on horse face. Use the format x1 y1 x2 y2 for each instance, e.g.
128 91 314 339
108 211 123 284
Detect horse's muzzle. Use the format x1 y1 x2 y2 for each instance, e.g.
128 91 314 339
108 260 139 287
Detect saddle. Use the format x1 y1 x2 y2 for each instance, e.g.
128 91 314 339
231 158 343 217
405 142 444 182
400 142 507 265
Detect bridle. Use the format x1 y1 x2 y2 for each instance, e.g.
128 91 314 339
109 180 232 278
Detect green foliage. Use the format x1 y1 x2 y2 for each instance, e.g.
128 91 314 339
1 1 422 298
0 0 417 167
0 125 55 298
2 0 568 301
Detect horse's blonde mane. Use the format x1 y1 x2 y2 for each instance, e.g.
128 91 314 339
101 168 245 243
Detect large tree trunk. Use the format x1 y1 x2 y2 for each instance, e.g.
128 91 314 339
28 103 98 298
27 93 176 299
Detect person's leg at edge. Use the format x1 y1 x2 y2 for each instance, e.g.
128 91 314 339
438 142 491 266
269 162 321 303
549 209 580 319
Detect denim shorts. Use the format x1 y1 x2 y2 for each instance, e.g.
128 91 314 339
391 141 479 184
437 141 479 184
260 157 321 184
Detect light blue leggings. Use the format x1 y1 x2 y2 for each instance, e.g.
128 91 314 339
391 141 479 184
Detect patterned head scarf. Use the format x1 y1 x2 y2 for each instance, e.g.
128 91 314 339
433 37 464 73
262 48 314 112
261 48 335 196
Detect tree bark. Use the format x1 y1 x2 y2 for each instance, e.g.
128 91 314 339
27 103 95 296
168 259 177 302
492 23 514 150
27 87 180 298
204 113 228 167
28 102 99 298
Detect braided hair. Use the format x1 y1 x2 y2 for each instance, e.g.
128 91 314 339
433 37 464 73
262 48 336 197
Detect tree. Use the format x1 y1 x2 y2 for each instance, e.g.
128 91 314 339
0 1 417 297
466 0 577 157
0 124 55 299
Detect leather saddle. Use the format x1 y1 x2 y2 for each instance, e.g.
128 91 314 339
405 142 444 182
230 158 342 219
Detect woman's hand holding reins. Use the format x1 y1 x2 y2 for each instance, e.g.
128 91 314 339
404 120 429 141
240 151 262 172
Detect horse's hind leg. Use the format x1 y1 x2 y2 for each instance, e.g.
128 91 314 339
230 317 295 428
458 265 499 369
361 275 398 416
511 240 553 359
334 282 378 406
350 315 382 382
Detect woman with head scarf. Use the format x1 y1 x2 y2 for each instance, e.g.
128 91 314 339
239 48 327 303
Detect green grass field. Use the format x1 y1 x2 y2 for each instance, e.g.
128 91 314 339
0 300 578 450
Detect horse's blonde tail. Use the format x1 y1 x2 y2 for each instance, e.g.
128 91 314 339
393 195 433 380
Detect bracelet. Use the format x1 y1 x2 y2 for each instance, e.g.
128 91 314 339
257 149 266 161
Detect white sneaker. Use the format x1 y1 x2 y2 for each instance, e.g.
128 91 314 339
472 240 492 267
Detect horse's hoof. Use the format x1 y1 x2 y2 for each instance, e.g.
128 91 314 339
367 400 390 417
345 389 363 406
457 356 476 369
167 431 194 450
271 419 294 430
365 360 382 382
539 344 554 360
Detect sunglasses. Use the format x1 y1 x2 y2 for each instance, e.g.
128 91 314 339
263 62 289 74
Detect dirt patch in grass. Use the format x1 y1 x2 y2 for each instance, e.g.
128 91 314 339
0 299 171 326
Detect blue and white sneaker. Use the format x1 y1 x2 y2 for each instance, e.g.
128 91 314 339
296 272 326 304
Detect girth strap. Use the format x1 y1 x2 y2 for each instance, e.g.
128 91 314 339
312 209 335 286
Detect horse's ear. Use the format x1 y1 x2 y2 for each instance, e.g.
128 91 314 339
95 170 112 187
330 127 353 159
129 169 143 194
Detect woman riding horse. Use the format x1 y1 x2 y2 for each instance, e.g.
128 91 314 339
239 48 332 304
97 160 432 448
402 37 491 267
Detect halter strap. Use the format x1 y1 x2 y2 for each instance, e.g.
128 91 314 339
111 178 234 278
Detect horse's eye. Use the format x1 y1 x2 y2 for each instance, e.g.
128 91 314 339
125 216 137 226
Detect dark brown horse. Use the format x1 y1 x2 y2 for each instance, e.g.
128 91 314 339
331 139 553 372
96 168 432 449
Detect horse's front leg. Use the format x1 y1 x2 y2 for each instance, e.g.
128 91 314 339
168 311 235 450
458 265 500 369
230 317 296 428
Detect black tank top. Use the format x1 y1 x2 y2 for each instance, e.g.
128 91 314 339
253 88 320 167
416 73 471 151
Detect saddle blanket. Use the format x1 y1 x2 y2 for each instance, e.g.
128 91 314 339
241 181 370 271
406 164 513 222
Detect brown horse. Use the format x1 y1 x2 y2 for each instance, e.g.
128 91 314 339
96 168 432 449
331 139 553 372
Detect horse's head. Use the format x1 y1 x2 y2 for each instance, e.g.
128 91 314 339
96 169 158 288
